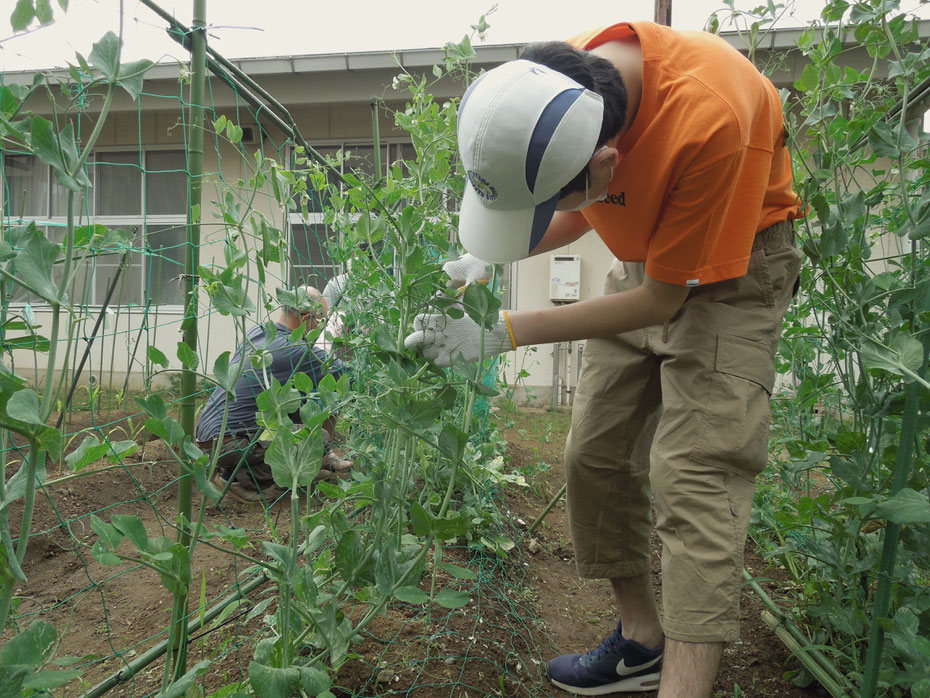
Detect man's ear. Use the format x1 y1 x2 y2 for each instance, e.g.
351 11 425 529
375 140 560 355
592 146 619 172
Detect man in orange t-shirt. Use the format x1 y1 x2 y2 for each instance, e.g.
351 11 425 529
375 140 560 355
405 22 803 697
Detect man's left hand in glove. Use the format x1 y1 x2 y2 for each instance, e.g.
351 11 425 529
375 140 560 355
404 311 517 368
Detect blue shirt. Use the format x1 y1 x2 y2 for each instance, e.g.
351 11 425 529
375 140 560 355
195 322 344 441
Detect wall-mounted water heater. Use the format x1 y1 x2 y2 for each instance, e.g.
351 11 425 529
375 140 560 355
549 254 581 302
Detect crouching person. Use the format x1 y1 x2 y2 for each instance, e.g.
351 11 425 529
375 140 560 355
195 285 352 504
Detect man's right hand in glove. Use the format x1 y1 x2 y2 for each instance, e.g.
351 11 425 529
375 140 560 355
404 311 516 368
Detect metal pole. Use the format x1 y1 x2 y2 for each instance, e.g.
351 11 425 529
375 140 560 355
654 0 672 26
551 342 560 409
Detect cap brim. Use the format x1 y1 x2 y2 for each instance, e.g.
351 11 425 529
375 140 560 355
457 182 559 264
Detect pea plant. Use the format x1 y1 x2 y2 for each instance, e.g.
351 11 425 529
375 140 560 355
1 3 517 692
712 1 930 695
187 33 520 694
0 29 153 693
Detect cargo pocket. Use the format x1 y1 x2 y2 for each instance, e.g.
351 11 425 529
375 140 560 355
690 334 775 479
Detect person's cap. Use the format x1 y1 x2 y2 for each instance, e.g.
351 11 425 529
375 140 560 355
457 59 604 263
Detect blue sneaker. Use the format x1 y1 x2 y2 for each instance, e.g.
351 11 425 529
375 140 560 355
548 621 663 695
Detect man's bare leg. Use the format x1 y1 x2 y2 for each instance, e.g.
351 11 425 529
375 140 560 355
657 639 724 698
611 575 664 649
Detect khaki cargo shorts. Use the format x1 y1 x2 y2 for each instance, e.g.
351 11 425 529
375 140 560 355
564 220 802 643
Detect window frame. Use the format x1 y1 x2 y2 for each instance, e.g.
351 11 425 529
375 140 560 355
287 140 416 289
0 145 189 311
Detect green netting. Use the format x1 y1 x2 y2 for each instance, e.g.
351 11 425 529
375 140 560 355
0 7 551 697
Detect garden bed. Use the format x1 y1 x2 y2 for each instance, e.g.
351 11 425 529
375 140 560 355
6 406 827 697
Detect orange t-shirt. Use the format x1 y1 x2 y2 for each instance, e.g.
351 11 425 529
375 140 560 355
569 22 802 286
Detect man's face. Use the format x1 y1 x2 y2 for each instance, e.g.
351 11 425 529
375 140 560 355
555 146 616 212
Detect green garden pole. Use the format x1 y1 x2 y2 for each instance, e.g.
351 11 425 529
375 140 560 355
860 346 927 697
166 0 206 684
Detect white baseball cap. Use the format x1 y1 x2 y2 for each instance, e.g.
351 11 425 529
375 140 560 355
456 59 604 263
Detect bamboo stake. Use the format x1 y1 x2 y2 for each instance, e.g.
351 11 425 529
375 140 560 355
82 571 268 698
165 0 206 684
761 611 851 698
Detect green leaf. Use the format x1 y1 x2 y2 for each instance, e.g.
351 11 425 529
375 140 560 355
89 31 121 81
6 388 42 426
875 489 930 524
437 423 467 462
34 0 52 24
147 346 168 368
861 335 924 380
867 122 899 158
911 679 930 698
10 0 35 31
297 666 331 694
434 589 470 609
225 122 243 145
409 502 431 536
213 115 228 134
0 666 27 697
112 514 149 552
91 540 121 565
65 435 110 471
176 341 198 370
212 351 236 395
90 514 123 550
115 58 154 100
38 425 62 461
440 563 477 580
334 529 364 584
23 669 82 690
433 512 468 541
462 280 501 330
192 455 222 503
394 585 429 604
13 224 61 301
247 663 330 698
145 417 185 445
29 118 89 191
248 662 300 698
156 660 211 698
107 439 136 463
0 620 56 670
1 333 50 353
134 393 167 419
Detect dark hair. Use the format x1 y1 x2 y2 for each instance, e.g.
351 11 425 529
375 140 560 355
520 41 627 195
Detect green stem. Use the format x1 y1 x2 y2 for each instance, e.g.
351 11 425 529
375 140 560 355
280 487 301 668
13 438 42 567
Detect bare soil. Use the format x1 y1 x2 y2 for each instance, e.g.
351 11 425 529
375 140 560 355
3 406 827 697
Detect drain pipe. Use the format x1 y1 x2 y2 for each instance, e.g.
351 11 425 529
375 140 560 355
551 342 560 408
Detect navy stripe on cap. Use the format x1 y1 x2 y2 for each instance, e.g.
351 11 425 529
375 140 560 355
457 71 490 134
529 194 559 254
525 88 584 193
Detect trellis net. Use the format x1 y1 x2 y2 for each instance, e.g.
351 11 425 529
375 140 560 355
0 8 555 696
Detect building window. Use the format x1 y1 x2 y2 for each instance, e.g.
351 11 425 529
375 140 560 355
288 141 416 288
1 149 188 307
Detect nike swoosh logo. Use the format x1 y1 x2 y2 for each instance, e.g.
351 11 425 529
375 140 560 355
616 655 661 676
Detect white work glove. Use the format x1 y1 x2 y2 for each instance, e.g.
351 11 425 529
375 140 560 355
442 253 493 290
404 311 516 368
